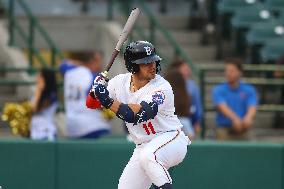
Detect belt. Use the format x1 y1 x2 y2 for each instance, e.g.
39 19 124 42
137 129 179 146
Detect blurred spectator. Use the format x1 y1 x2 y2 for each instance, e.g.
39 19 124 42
59 51 111 139
169 59 202 136
212 58 258 140
165 68 195 139
30 69 58 141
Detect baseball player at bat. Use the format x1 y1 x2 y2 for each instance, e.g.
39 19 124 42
86 41 191 189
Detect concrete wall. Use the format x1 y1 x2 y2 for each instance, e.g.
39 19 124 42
0 20 34 100
15 16 127 78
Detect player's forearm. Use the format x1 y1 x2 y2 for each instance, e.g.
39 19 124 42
109 100 141 115
86 89 142 115
109 100 121 113
217 103 240 121
108 100 146 124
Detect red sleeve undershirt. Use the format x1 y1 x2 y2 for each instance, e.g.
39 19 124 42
86 93 101 109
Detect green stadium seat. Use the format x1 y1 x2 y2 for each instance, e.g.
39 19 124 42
246 21 284 63
217 0 262 39
260 37 284 62
217 0 260 14
280 11 284 22
231 6 273 55
264 0 284 15
232 6 272 29
246 21 284 45
216 0 262 58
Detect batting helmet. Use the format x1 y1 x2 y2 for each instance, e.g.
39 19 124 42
124 41 162 74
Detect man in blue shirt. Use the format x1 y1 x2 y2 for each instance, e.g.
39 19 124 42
212 58 258 140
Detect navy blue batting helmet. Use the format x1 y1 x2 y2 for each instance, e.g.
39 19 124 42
124 41 162 74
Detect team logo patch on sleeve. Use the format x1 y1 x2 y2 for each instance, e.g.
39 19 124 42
152 91 165 105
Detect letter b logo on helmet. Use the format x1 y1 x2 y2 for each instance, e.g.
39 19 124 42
124 41 162 74
144 46 152 55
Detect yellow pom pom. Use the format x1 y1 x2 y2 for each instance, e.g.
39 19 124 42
1 114 8 121
1 101 32 137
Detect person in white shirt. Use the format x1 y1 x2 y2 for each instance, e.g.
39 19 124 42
31 69 58 141
63 51 111 138
86 41 190 189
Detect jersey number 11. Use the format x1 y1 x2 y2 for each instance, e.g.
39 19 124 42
143 122 156 135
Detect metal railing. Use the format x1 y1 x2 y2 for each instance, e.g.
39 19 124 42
7 0 64 68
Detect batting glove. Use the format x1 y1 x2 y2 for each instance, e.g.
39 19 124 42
90 71 109 95
94 84 114 109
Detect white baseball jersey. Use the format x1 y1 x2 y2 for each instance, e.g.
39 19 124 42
108 73 183 145
64 66 110 137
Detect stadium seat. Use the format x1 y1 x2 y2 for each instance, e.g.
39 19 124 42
231 6 272 29
216 0 262 58
246 21 284 63
217 0 261 39
217 0 260 14
264 0 284 16
260 37 284 62
231 6 273 55
246 21 284 45
280 11 284 22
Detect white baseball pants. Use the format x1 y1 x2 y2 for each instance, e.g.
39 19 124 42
118 130 190 189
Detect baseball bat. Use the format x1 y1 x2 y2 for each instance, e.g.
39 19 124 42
89 8 140 98
105 7 141 73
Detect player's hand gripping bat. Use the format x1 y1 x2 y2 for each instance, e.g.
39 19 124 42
90 8 140 97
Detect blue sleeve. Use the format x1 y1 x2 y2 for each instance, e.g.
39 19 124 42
247 86 258 106
212 85 226 106
59 59 77 76
190 81 203 123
